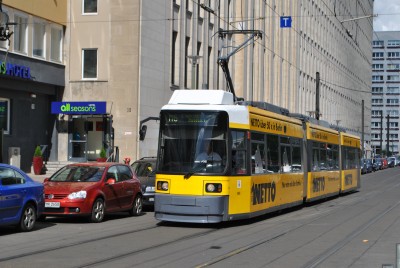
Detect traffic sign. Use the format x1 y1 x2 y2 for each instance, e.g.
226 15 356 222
280 16 292 28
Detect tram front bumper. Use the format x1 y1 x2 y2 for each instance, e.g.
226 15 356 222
154 194 228 223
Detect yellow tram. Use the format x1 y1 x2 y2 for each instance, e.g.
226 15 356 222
154 90 360 223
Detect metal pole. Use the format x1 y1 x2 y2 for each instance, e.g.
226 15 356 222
316 72 320 120
386 114 390 156
191 61 196 89
380 113 383 156
361 100 364 158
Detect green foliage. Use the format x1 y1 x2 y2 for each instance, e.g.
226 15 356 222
34 146 42 157
100 148 107 158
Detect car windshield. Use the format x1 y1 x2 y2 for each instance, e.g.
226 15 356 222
131 161 155 177
50 166 105 182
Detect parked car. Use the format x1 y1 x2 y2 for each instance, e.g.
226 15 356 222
0 164 44 231
387 157 396 168
365 159 373 173
360 159 367 174
42 162 142 222
131 157 156 207
373 158 382 171
382 158 388 169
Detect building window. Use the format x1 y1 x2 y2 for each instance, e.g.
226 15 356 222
372 87 383 94
82 49 97 79
372 52 384 59
372 110 382 116
372 64 384 71
387 87 399 94
387 99 399 105
83 0 98 14
388 110 399 116
372 75 383 82
171 31 178 85
13 14 28 54
387 64 400 71
0 99 10 135
33 20 46 58
387 75 399 82
372 99 383 105
387 40 400 47
372 40 384 47
51 27 63 62
388 52 400 59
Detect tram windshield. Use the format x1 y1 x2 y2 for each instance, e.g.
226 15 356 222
158 111 228 174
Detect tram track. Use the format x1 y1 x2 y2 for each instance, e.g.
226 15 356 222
1 172 398 268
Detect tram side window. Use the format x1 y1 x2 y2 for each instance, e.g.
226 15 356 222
231 130 247 175
327 144 339 170
320 143 328 170
312 142 320 171
266 134 280 173
342 147 359 169
251 133 266 174
292 138 302 172
280 137 292 173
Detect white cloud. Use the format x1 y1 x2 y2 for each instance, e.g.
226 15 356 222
374 0 400 31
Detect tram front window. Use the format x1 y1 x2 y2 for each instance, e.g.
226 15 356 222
158 111 228 174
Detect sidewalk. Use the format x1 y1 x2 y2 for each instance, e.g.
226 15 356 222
28 173 51 183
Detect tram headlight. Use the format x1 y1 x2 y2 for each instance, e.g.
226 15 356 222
205 183 222 193
157 181 169 191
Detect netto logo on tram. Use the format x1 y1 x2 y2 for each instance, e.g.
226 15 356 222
252 182 276 205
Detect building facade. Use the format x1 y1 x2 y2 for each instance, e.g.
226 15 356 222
371 31 400 157
0 1 66 172
1 0 372 169
61 0 373 163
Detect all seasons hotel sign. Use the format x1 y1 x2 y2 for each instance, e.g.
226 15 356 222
51 102 107 115
0 61 31 79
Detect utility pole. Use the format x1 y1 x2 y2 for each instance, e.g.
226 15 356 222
361 100 364 158
316 72 320 120
380 113 383 156
386 114 390 156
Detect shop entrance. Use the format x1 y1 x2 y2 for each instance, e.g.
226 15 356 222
68 115 113 162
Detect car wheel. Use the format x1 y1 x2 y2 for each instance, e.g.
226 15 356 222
19 204 36 232
91 198 105 223
129 195 143 216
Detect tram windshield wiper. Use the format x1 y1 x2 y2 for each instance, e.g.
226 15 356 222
184 162 207 179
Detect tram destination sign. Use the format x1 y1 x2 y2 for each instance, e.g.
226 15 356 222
51 101 107 115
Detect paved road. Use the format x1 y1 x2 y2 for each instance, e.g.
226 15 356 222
1 168 399 268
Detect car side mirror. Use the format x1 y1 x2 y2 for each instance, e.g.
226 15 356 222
106 178 116 185
43 178 50 183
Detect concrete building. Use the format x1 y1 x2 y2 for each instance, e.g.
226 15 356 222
371 31 400 157
0 1 373 169
0 1 66 171
60 0 373 163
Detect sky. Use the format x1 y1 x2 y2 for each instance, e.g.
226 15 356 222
373 0 400 31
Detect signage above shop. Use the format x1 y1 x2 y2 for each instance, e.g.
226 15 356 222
51 102 107 115
0 61 31 79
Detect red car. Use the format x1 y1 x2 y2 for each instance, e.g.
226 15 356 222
42 162 142 222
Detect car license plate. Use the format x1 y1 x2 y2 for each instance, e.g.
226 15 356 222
149 198 154 202
45 202 61 208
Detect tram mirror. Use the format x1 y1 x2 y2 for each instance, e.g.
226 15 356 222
139 125 147 141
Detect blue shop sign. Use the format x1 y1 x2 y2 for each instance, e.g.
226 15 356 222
51 102 107 114
0 61 31 79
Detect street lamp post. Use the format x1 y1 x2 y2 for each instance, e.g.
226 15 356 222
187 56 202 89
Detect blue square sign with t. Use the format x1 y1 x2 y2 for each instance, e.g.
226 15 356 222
280 16 292 28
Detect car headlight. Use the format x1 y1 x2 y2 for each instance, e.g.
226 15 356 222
67 190 87 200
145 186 155 192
